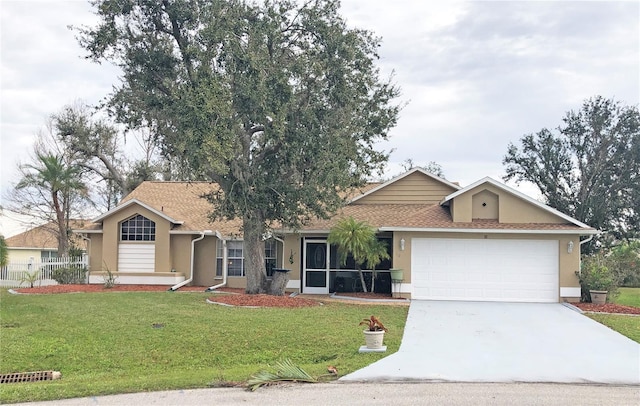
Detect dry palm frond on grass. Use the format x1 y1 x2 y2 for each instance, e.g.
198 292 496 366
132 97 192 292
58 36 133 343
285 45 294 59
247 359 317 391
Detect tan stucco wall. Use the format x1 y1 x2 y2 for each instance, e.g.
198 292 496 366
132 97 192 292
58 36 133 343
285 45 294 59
7 249 43 263
472 190 499 220
170 234 192 275
356 171 457 205
100 204 172 273
452 184 567 224
88 234 104 272
390 231 582 300
283 234 302 281
193 236 217 286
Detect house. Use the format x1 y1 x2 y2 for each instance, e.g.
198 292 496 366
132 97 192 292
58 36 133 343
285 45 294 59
5 220 87 263
74 168 598 303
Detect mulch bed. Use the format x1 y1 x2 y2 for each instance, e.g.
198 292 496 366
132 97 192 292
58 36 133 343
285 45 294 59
572 302 640 315
10 285 321 308
11 284 207 294
207 293 320 308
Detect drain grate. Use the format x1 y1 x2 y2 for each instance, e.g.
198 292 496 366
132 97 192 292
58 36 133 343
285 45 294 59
0 371 61 384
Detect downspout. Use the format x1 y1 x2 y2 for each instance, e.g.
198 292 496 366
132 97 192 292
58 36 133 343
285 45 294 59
79 234 91 284
577 234 596 275
169 230 212 291
206 231 227 291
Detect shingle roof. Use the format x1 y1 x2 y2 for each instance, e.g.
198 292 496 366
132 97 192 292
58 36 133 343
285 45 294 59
6 220 89 249
295 204 587 232
77 180 592 237
121 182 243 236
85 181 382 236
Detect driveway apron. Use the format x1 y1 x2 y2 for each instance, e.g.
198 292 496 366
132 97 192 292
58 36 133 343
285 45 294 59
341 301 640 384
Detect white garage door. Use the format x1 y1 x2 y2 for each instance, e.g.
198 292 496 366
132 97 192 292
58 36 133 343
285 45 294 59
411 238 559 303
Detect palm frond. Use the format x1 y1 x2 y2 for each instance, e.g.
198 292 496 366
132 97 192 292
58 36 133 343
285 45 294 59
247 359 316 391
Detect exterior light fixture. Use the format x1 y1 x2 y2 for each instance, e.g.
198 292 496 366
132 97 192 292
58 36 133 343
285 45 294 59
567 241 574 253
400 238 406 251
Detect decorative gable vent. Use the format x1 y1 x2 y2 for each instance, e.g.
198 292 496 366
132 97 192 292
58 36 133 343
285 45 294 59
472 190 499 221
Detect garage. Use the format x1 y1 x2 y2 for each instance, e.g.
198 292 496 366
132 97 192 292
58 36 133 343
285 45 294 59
411 238 559 302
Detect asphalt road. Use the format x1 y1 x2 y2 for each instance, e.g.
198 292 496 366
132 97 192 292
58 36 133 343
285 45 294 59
10 382 640 406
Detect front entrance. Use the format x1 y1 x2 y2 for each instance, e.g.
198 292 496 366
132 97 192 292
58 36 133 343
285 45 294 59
302 237 394 294
303 240 329 294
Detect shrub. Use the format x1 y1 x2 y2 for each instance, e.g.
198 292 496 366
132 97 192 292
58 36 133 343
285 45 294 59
102 265 118 288
608 241 640 287
52 266 88 285
19 270 40 288
576 254 620 302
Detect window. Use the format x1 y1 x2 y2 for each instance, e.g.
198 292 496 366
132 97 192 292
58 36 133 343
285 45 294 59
41 250 57 261
265 239 277 276
120 214 155 241
216 239 280 277
226 241 245 277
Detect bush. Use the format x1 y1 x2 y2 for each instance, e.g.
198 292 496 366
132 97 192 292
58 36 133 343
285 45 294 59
576 254 620 302
609 241 640 287
52 266 87 285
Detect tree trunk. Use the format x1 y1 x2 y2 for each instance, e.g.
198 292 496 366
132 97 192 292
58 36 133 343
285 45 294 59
268 269 290 296
243 213 267 294
371 270 376 293
52 191 68 257
357 266 368 293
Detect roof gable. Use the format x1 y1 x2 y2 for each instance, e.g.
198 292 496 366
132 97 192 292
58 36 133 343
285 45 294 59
443 177 593 229
92 199 183 224
350 168 461 205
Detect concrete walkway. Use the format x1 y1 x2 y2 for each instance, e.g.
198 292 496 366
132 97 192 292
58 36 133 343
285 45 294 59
341 301 640 384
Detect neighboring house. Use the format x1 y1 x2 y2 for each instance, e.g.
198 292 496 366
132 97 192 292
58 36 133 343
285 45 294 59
74 168 598 303
5 220 87 263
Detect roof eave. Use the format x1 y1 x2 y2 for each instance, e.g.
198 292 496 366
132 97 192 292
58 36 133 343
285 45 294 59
378 227 600 235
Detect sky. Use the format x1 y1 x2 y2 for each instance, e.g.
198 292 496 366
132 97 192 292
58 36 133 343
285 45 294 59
1 0 639 237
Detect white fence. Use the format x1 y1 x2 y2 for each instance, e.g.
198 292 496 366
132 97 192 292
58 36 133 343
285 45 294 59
0 256 89 288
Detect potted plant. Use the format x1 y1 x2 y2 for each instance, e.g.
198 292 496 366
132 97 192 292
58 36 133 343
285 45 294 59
359 315 387 349
576 254 618 304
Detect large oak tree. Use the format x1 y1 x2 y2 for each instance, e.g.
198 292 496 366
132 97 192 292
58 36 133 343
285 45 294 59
77 0 401 293
503 96 640 247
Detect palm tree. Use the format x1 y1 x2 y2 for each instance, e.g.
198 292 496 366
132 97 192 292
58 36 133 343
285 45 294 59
365 238 391 293
0 235 8 277
327 217 390 293
16 153 86 257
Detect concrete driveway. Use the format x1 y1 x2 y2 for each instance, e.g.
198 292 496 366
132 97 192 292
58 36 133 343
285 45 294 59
341 301 640 384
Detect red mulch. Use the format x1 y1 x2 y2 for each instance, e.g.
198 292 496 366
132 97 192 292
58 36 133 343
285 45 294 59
10 284 321 308
572 302 640 315
335 292 406 300
11 284 207 294
207 293 320 308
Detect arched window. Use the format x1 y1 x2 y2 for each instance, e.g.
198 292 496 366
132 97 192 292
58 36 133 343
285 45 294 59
120 214 156 241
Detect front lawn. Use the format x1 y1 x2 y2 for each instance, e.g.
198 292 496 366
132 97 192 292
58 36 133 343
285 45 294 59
0 290 408 404
587 314 640 343
614 287 640 307
587 287 640 344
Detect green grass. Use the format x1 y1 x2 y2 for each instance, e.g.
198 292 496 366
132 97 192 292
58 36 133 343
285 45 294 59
614 287 640 307
587 314 640 343
0 290 408 404
587 287 640 344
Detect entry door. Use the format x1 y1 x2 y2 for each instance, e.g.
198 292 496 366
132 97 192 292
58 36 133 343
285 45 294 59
303 240 329 294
